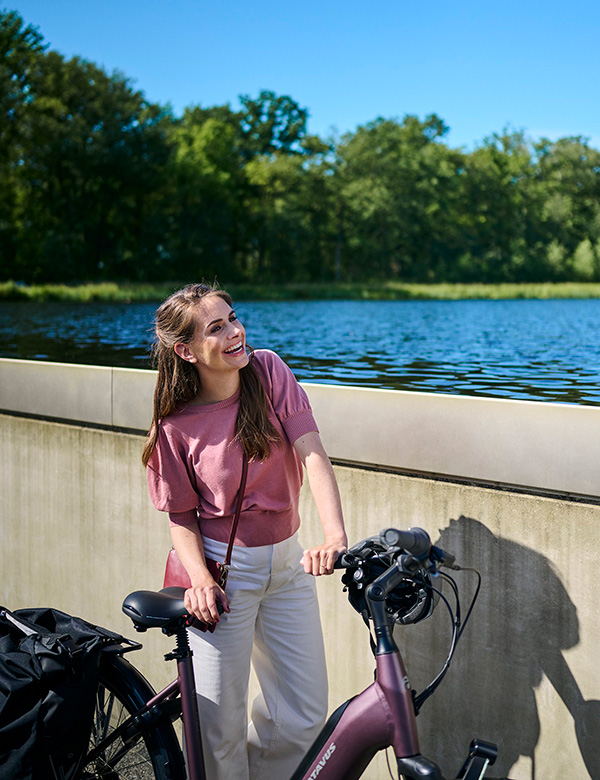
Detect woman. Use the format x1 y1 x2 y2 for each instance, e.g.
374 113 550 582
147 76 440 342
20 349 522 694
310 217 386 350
142 284 347 780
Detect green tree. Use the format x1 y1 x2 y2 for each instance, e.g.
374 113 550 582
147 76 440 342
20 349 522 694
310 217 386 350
455 130 546 282
167 91 314 283
0 10 45 277
14 50 173 281
166 111 246 280
332 114 465 281
535 137 600 279
546 239 569 279
238 90 308 159
244 134 335 281
4 8 600 287
571 238 597 281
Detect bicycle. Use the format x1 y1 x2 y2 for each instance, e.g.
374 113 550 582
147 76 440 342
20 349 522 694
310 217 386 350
80 527 508 780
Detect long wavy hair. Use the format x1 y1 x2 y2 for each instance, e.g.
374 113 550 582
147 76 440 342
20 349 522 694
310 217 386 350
141 284 280 466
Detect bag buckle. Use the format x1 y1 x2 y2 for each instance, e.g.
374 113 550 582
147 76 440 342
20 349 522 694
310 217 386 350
218 564 229 588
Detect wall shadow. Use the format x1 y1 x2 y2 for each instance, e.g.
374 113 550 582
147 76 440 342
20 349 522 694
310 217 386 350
400 516 599 780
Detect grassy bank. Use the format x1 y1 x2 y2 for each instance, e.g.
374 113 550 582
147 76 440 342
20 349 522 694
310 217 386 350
3 280 600 302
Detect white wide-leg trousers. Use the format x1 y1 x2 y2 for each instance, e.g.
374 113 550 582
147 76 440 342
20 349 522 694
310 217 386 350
188 533 328 780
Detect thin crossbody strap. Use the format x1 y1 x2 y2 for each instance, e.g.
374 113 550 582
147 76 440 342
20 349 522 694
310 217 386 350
223 453 248 567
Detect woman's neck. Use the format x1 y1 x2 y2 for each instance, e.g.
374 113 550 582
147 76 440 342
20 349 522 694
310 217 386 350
192 371 240 406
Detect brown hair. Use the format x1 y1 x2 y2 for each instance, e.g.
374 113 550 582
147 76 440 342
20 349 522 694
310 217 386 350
141 283 280 466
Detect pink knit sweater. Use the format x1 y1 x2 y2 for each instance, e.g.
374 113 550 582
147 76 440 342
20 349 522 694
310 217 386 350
147 350 318 547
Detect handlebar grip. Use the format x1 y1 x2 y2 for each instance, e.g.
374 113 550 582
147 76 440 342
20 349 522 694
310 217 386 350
333 552 355 569
380 527 431 559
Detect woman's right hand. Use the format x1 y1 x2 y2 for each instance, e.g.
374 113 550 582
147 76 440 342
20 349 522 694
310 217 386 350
184 574 230 625
169 522 230 625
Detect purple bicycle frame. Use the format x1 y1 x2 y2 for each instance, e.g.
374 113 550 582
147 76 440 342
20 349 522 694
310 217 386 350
153 640 430 780
288 555 447 780
139 641 438 780
174 556 443 780
291 649 427 780
177 650 207 780
122 557 497 780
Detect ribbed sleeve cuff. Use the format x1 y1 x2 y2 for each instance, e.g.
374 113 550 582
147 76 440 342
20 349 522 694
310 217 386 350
282 409 319 444
168 509 199 527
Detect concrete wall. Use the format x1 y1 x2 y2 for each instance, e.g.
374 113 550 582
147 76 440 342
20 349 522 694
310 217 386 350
4 356 600 497
1 358 599 780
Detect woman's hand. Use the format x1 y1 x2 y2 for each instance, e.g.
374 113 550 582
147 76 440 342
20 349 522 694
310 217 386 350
302 535 348 576
184 572 230 625
169 520 230 624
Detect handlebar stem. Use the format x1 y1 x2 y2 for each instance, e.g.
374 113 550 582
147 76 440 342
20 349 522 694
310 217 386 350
365 562 409 654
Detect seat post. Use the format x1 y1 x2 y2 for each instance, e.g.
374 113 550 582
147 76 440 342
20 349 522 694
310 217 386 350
165 628 207 780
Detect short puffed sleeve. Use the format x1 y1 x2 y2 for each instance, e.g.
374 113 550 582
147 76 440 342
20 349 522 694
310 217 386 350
253 350 318 443
146 424 201 513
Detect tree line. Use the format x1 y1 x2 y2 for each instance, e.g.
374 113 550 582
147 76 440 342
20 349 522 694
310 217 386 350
2 9 600 285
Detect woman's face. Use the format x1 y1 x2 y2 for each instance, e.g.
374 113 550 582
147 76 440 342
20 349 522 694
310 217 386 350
175 294 249 379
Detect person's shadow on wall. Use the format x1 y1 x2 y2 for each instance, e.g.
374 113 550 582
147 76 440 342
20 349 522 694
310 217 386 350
401 516 599 780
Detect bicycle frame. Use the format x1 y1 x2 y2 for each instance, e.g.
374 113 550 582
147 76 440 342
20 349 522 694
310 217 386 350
102 629 428 780
289 623 496 780
86 634 206 779
166 629 207 780
290 557 443 780
120 532 498 780
291 648 426 780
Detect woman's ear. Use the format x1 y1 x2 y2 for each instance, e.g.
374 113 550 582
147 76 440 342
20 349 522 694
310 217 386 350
174 342 197 363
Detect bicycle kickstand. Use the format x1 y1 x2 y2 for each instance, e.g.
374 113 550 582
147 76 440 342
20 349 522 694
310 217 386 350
456 739 498 780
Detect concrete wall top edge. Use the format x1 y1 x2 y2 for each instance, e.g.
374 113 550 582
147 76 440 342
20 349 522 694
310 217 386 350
2 358 599 496
0 356 113 372
111 365 155 375
3 357 596 413
0 358 113 426
299 379 595 412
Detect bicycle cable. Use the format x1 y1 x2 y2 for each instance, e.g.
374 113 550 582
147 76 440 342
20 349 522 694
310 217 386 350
385 746 396 780
456 567 482 640
413 574 459 712
414 567 482 712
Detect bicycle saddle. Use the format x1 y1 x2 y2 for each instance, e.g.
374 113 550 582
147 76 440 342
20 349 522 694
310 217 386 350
122 587 188 630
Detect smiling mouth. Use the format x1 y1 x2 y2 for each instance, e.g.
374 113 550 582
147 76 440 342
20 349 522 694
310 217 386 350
224 341 244 355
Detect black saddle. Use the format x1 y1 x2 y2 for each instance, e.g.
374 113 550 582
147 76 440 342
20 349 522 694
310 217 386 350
122 587 189 631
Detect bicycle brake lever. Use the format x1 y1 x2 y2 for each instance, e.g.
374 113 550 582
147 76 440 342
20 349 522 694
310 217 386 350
430 545 459 570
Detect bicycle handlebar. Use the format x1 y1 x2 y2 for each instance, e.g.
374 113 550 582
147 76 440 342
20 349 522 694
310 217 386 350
379 527 431 559
334 526 434 571
333 527 461 573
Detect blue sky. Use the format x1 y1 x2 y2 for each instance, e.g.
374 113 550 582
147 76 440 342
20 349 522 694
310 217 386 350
10 0 600 150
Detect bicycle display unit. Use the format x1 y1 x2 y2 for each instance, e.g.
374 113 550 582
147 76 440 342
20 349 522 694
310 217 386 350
80 527 506 780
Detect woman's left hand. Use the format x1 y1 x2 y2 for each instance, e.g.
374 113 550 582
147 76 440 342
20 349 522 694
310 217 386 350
302 537 347 576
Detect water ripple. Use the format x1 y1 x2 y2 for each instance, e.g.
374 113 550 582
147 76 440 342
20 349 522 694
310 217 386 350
1 298 600 406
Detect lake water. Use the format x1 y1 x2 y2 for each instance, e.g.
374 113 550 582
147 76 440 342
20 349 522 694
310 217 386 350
1 298 600 406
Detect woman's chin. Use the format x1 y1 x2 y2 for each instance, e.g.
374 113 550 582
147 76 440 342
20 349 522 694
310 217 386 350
228 351 249 369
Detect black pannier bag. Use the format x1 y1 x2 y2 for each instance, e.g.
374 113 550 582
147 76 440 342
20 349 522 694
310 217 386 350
0 606 125 780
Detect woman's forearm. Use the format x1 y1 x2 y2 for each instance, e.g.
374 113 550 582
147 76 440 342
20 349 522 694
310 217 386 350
169 520 214 586
304 448 346 543
293 432 347 574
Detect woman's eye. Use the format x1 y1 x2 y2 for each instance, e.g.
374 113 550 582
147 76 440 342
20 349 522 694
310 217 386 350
210 325 221 333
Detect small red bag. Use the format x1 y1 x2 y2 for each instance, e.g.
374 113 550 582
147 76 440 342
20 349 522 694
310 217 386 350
164 549 228 590
163 548 228 633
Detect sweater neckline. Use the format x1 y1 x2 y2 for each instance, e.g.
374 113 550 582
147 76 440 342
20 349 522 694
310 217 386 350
178 388 240 413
